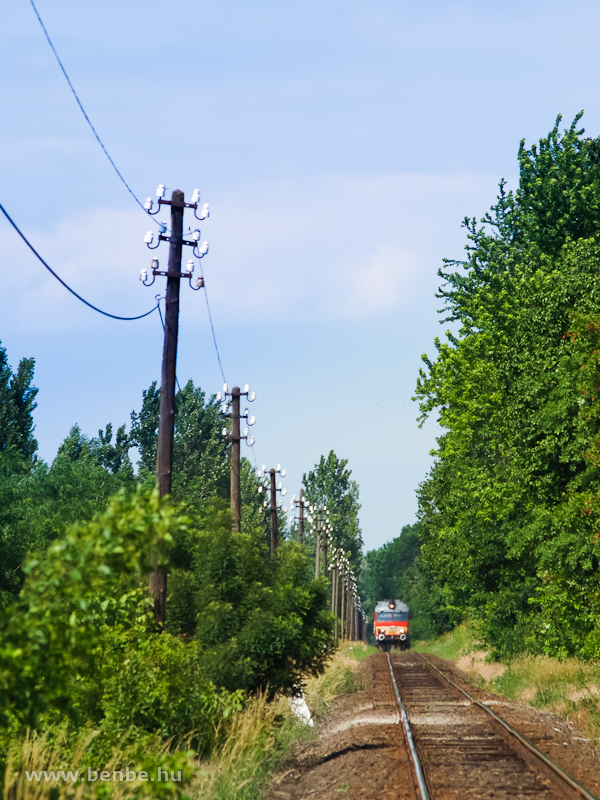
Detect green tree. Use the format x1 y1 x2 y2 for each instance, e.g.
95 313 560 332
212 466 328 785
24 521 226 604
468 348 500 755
130 379 229 506
0 341 38 461
416 114 600 656
129 381 160 472
0 424 137 609
0 342 40 604
302 450 363 570
91 422 132 475
361 524 421 610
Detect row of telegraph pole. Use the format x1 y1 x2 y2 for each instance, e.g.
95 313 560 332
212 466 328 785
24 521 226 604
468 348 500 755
291 496 365 641
218 397 366 645
142 186 364 639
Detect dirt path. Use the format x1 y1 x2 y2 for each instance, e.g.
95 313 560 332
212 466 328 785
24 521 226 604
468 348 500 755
265 652 600 800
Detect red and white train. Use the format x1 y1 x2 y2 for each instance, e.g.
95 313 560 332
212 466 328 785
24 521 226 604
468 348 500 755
373 599 410 651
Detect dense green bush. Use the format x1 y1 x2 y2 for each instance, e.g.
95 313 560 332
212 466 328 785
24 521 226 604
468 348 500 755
168 499 334 695
95 628 243 754
0 489 177 730
0 489 247 765
0 486 335 779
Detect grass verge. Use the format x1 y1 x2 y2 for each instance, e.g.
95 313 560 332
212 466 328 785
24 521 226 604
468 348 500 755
343 642 379 661
4 644 366 800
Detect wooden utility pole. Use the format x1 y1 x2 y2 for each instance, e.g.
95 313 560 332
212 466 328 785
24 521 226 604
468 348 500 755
290 489 306 543
331 561 337 614
340 568 346 640
323 525 328 579
260 464 284 556
298 488 305 544
141 184 209 628
230 386 241 532
331 560 338 639
314 511 321 579
151 188 184 627
155 190 183 495
269 468 278 555
223 384 254 530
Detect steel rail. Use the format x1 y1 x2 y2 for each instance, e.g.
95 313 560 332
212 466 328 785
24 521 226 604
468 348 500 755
385 652 430 800
415 653 599 800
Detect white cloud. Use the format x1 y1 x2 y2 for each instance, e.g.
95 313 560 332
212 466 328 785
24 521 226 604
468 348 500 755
328 244 418 320
1 170 502 333
198 171 501 324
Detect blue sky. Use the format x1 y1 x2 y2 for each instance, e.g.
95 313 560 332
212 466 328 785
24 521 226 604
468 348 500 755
2 0 600 550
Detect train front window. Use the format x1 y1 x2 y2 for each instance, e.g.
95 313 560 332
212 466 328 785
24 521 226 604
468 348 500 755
377 611 408 622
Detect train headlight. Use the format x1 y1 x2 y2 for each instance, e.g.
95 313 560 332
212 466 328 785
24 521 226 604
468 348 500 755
378 633 386 641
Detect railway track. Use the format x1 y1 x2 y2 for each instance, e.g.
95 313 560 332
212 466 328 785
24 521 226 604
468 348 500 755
387 652 600 800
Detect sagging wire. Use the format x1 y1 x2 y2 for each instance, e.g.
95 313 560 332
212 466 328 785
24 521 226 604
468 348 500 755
28 0 157 223
0 201 159 321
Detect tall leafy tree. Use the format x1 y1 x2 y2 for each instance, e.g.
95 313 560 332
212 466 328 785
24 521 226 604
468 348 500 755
0 342 39 605
416 114 600 656
129 381 160 472
0 419 134 608
0 341 38 460
91 423 132 475
130 379 229 507
302 450 363 570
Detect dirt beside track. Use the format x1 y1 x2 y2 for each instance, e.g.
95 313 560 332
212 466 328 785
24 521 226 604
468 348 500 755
266 654 418 800
265 652 600 800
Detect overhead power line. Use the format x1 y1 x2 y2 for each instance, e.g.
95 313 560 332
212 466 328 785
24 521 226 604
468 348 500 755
0 202 159 321
28 0 148 217
28 0 228 380
197 260 226 384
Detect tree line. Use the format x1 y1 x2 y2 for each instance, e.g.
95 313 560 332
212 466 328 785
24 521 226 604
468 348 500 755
362 115 600 661
412 113 600 658
0 342 362 777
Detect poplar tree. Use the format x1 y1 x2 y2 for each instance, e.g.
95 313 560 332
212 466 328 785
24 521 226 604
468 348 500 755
0 341 38 460
303 450 363 570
